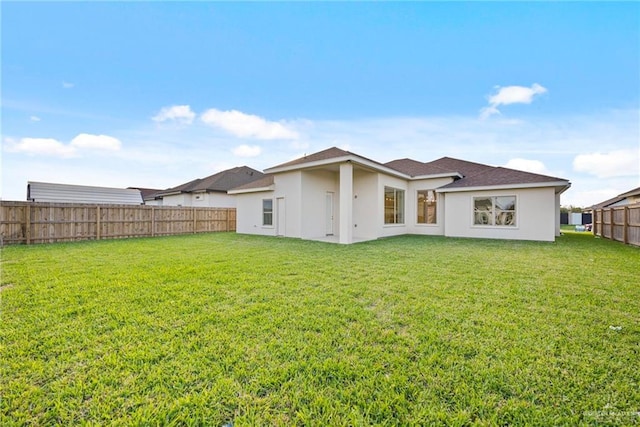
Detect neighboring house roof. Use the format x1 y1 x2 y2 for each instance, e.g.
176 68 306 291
129 187 163 200
228 175 275 194
27 181 143 205
619 186 640 199
590 186 640 209
156 166 265 197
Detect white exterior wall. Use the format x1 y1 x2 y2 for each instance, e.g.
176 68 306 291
407 177 453 236
300 170 339 239
443 187 558 242
353 170 379 240
235 190 277 236
272 171 303 238
555 193 562 236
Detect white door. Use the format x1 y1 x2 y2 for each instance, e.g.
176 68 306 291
325 192 334 235
277 197 285 236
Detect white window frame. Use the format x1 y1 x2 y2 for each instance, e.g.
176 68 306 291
384 186 405 225
262 198 273 227
473 195 517 227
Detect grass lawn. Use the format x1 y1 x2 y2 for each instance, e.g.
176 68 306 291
1 232 638 425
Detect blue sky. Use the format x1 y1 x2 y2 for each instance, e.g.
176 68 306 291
2 2 639 206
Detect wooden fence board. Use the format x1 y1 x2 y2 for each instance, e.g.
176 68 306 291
0 202 236 245
593 205 640 247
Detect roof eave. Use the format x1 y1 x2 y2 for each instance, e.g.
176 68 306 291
411 172 463 180
265 154 411 179
437 181 571 193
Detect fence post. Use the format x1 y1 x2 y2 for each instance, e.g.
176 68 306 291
96 205 101 240
25 203 32 245
623 206 629 245
609 208 615 241
193 207 197 234
151 207 155 237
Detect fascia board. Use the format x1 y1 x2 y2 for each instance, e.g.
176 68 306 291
410 172 462 181
436 181 571 193
265 155 411 179
264 156 354 173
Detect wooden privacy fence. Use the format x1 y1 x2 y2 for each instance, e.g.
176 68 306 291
0 202 236 246
592 205 640 247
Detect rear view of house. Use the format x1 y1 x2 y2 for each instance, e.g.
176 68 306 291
229 147 571 244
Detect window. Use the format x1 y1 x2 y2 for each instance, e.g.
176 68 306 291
384 187 405 224
417 190 437 224
262 199 273 226
474 196 516 226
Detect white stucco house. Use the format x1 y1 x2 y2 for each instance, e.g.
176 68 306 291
149 166 265 207
229 147 571 244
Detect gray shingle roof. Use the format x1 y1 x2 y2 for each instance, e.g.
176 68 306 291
267 147 391 172
386 156 568 189
230 174 275 192
384 158 450 176
235 148 570 193
268 147 351 169
422 157 495 178
439 166 569 190
157 166 265 196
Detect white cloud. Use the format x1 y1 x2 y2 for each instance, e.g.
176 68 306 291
200 108 299 140
30 116 41 122
232 144 262 157
152 105 196 124
70 133 122 151
573 148 640 178
504 158 550 175
6 137 76 158
62 81 74 89
4 133 121 158
480 83 547 119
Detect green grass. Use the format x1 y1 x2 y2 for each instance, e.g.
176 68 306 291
1 233 638 426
